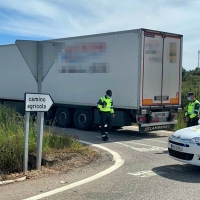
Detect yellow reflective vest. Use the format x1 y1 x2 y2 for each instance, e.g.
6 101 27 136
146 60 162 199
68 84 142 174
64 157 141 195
97 96 114 114
185 100 200 119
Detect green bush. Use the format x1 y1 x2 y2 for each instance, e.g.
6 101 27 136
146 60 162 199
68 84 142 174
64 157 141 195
0 104 83 173
174 112 187 131
0 105 25 172
174 68 200 131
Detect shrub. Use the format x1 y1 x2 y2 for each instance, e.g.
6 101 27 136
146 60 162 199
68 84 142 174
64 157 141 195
0 104 84 173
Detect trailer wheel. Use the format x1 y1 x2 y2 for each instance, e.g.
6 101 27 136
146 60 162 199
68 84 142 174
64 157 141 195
55 107 72 128
74 109 91 131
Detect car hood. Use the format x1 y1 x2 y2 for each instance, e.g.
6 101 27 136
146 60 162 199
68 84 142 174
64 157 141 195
172 125 200 140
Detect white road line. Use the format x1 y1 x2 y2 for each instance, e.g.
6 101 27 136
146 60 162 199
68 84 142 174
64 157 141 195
157 130 173 134
124 135 168 144
96 137 145 152
139 138 167 144
23 140 124 200
127 170 165 177
126 141 167 151
96 136 165 144
115 142 144 152
96 136 167 152
109 131 168 144
115 141 167 152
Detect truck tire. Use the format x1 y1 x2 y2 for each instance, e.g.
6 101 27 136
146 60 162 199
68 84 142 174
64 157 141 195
55 107 72 128
74 109 91 131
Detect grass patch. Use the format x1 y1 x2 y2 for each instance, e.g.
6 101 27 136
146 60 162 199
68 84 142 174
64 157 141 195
0 104 94 174
173 112 187 131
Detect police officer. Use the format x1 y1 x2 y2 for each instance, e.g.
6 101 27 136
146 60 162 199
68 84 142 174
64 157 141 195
185 92 200 127
97 90 115 141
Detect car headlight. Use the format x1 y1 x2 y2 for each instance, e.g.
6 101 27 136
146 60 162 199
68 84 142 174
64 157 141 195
190 137 200 146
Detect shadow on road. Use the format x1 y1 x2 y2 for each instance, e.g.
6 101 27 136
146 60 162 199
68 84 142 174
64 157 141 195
93 126 169 138
154 150 169 155
48 125 172 145
152 164 200 183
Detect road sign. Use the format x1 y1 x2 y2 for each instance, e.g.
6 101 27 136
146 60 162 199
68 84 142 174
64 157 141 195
15 40 61 82
15 40 63 82
25 93 54 112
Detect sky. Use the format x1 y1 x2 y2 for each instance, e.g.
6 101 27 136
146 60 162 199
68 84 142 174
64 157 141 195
0 0 199 70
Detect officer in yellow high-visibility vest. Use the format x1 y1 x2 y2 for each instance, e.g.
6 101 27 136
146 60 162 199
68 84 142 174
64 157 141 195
97 90 115 141
185 92 200 127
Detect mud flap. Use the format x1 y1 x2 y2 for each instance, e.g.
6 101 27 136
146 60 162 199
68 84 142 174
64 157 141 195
139 124 175 133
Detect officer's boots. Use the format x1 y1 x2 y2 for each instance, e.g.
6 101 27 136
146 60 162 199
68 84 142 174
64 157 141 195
102 132 109 141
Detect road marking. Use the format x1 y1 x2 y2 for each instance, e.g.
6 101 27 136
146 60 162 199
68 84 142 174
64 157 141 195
123 135 168 144
96 136 167 152
158 130 172 133
116 141 167 152
114 134 168 144
126 141 168 151
127 170 165 177
139 138 167 144
96 136 144 152
23 140 124 200
115 142 144 152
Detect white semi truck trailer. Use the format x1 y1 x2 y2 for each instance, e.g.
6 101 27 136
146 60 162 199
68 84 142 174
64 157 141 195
0 28 183 132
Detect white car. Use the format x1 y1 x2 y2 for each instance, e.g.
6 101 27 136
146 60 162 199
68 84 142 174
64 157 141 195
168 125 200 166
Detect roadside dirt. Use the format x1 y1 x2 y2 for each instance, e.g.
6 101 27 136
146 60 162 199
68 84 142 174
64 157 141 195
0 147 99 182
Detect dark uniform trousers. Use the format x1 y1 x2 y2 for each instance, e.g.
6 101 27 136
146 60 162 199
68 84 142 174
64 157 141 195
187 117 199 127
100 111 112 135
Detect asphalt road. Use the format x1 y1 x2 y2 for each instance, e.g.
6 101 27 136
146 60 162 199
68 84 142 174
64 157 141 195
2 126 200 200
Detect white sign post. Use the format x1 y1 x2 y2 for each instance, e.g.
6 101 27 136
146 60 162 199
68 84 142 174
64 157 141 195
24 93 54 172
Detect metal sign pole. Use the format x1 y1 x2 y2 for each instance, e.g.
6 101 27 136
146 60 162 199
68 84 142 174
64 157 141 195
37 112 44 169
36 42 43 170
23 111 30 173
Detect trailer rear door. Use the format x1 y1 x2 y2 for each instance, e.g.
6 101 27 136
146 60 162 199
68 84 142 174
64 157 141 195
162 35 182 105
141 31 182 107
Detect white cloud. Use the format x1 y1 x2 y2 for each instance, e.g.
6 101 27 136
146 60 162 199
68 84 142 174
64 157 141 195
0 0 59 18
0 0 199 70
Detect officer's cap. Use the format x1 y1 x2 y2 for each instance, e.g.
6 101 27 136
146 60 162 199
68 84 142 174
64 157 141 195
188 92 195 96
106 90 112 97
